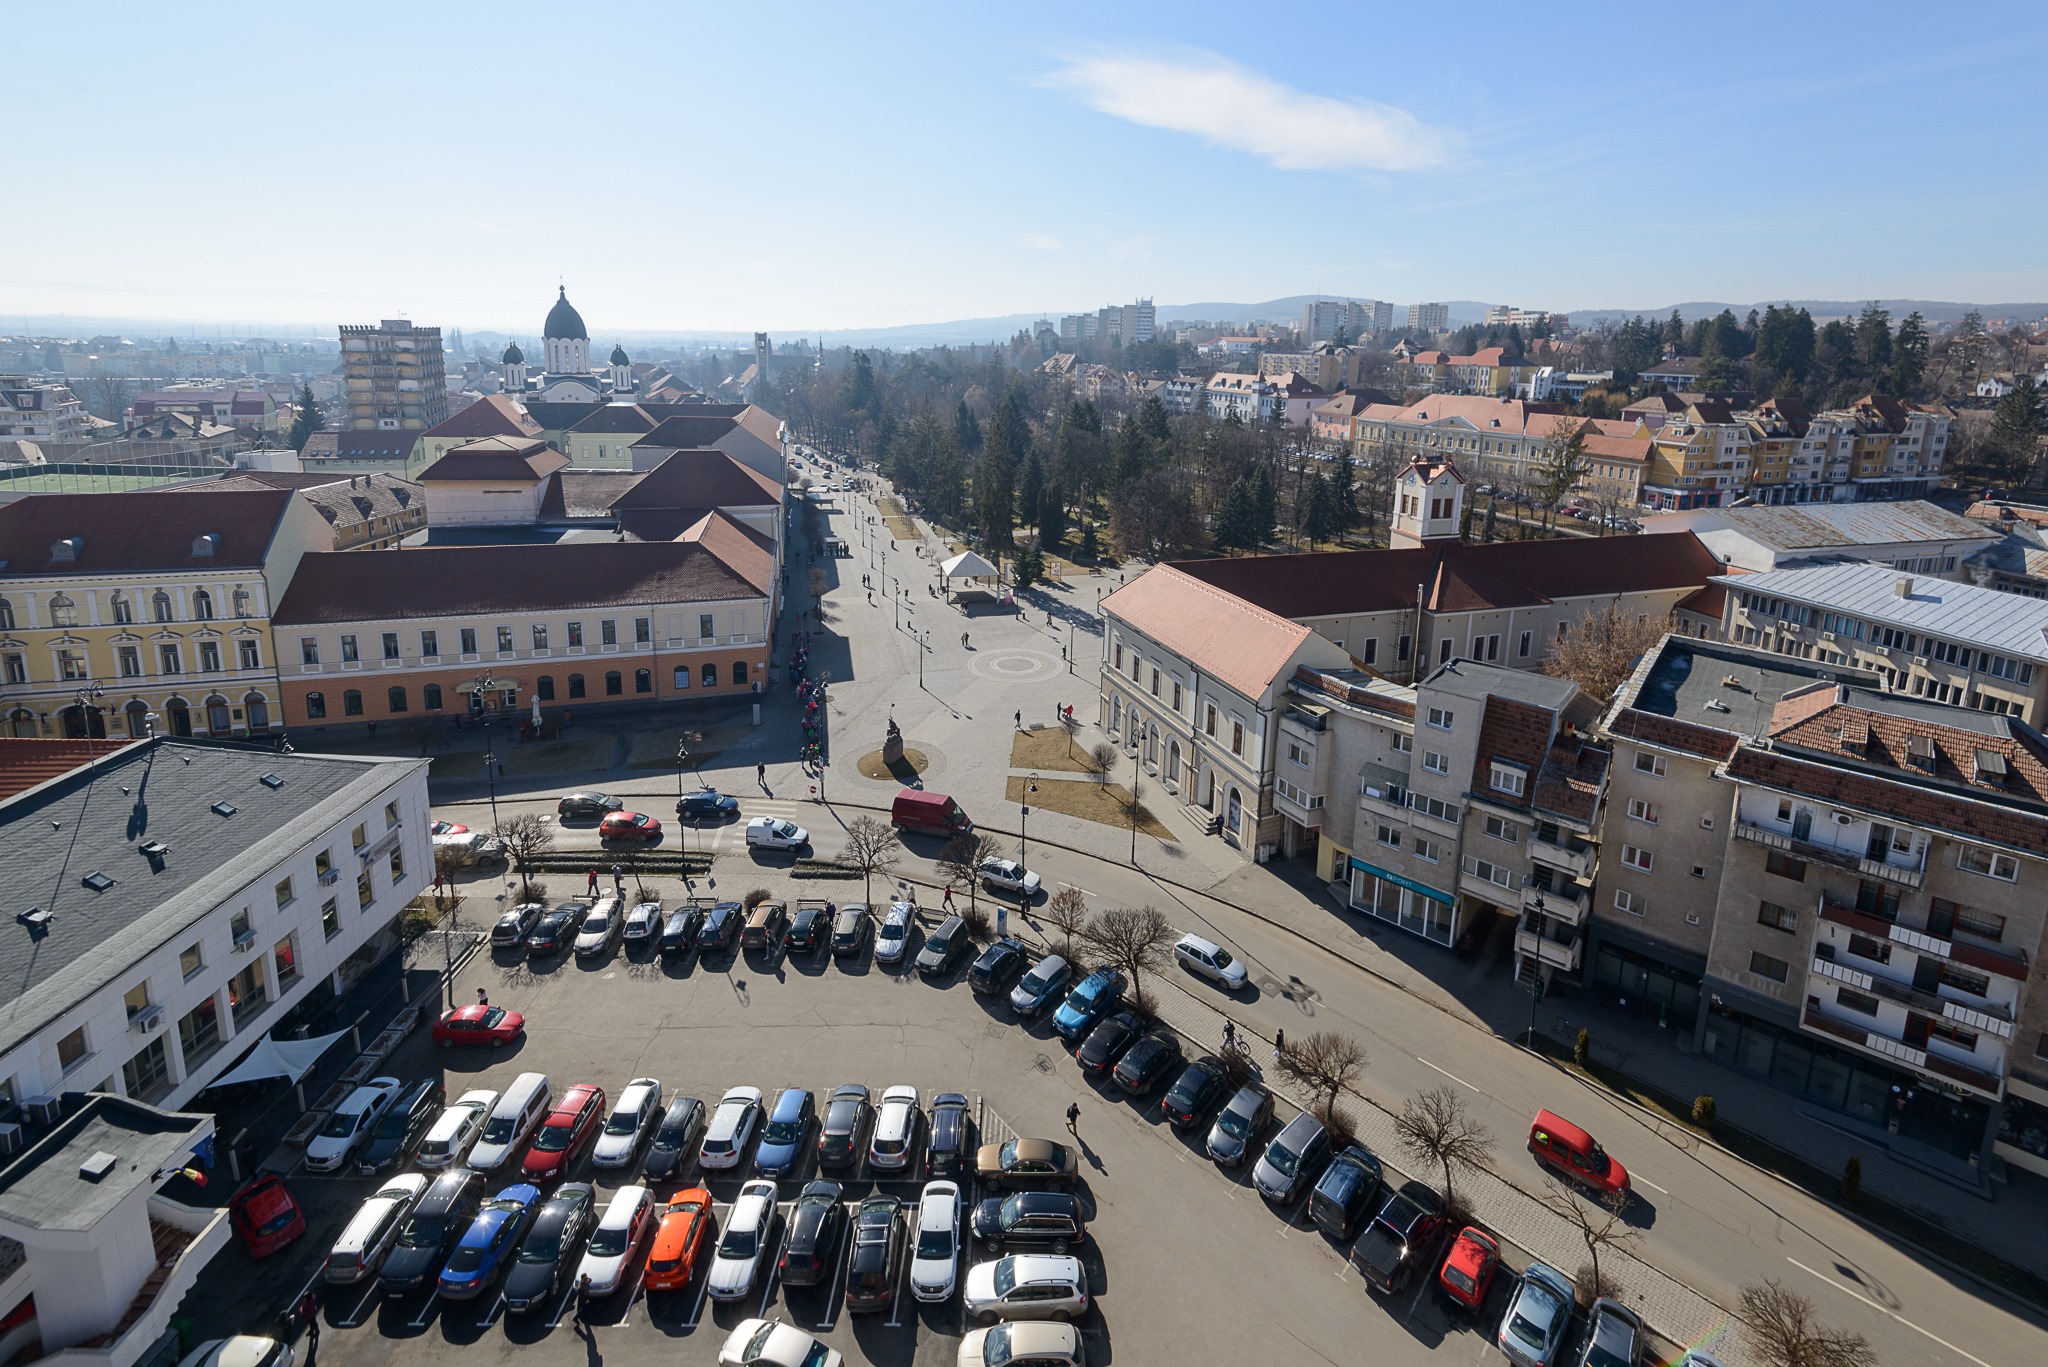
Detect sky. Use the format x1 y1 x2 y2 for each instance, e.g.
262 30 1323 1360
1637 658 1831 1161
4 0 2046 337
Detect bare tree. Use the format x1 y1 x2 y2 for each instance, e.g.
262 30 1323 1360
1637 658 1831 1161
841 815 902 903
1043 885 1090 958
1082 904 1175 1010
497 813 555 897
79 370 132 422
937 831 997 919
1538 1177 1638 1305
1058 708 1080 760
1275 1030 1370 1129
1542 603 1675 703
1739 1280 1878 1367
432 844 465 911
1088 741 1117 784
1394 1085 1494 1217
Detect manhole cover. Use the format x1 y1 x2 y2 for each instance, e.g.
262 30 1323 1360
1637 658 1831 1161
983 1022 1008 1039
1034 1053 1055 1073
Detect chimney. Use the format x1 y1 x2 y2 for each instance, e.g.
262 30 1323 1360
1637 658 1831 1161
1894 576 1914 598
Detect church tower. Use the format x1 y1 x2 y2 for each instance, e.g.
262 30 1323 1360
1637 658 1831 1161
1389 454 1465 548
500 341 527 394
543 286 589 377
609 344 632 394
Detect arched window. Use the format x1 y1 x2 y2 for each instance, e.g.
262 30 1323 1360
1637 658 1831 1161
109 592 132 624
0 597 16 629
49 593 77 627
534 675 554 701
634 668 651 694
734 661 749 686
673 666 690 689
423 684 443 710
245 693 269 731
191 589 214 620
387 687 408 713
152 590 174 623
342 689 363 716
9 708 34 738
231 587 251 618
701 663 718 688
568 673 585 699
205 695 231 734
305 691 326 719
164 699 192 737
604 671 622 696
125 700 150 735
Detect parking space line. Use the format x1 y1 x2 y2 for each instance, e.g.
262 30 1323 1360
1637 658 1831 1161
1401 1266 1433 1322
1417 1057 1479 1092
1786 1258 1992 1367
407 1292 438 1329
475 1294 505 1331
335 1283 378 1328
683 1205 727 1329
815 1205 853 1331
758 1203 790 1317
884 1215 914 1327
545 1279 577 1329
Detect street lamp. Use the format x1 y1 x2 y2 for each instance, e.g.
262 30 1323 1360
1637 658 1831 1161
73 679 106 762
468 671 501 832
675 740 691 863
1525 893 1546 1046
1130 746 1141 865
482 749 500 832
1020 772 1039 867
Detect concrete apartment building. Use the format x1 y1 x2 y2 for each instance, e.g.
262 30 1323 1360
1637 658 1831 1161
338 319 448 432
1300 299 1392 344
0 378 90 443
1640 395 1950 511
1258 343 1377 393
1408 302 1450 333
1599 635 2048 1168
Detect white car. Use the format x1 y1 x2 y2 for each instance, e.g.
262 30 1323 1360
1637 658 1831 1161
622 902 662 945
976 858 1042 898
961 1254 1089 1323
718 1319 843 1367
699 1086 765 1171
1173 933 1249 990
325 1173 427 1284
574 899 623 957
956 1321 1083 1366
910 1180 962 1302
708 1180 778 1301
746 817 809 851
575 1185 653 1297
415 1088 495 1169
874 902 914 965
870 1085 920 1171
592 1077 663 1169
304 1077 401 1172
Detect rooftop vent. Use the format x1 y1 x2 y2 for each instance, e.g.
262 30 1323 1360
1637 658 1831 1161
49 537 81 562
1702 698 1731 713
1720 674 1749 691
191 533 219 557
259 773 284 789
81 872 115 893
211 801 237 818
17 908 51 933
139 840 170 870
1894 575 1915 598
79 1151 117 1182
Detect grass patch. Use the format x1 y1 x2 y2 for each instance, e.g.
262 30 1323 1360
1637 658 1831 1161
427 736 612 783
1004 775 1174 840
877 497 921 542
1009 726 1103 776
792 858 862 879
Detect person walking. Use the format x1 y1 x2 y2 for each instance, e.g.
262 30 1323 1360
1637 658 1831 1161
476 987 488 1008
942 884 954 910
1273 1027 1286 1061
295 1289 321 1349
574 1273 592 1328
1065 1102 1080 1135
586 867 598 895
1014 709 1022 731
757 762 766 786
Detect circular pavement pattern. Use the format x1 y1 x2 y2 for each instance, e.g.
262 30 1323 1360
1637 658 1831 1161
970 647 1061 684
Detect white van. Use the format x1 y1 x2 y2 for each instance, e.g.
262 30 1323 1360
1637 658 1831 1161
416 1088 497 1170
433 831 506 867
326 1173 426 1285
469 1072 550 1172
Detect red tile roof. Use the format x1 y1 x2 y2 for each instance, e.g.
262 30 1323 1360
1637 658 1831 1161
416 439 569 483
420 394 541 441
0 739 141 801
1724 746 2048 859
1603 708 1740 762
1469 698 1554 811
0 489 298 574
1535 739 1608 823
610 449 781 513
1103 565 1321 699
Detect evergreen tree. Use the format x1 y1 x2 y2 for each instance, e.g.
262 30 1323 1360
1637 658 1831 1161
1212 478 1257 552
1892 312 1929 397
1814 320 1858 403
1038 482 1068 551
1109 414 1150 491
954 398 982 455
286 383 324 451
1017 451 1045 530
1332 449 1360 534
1248 465 1276 546
1989 377 2045 485
1013 540 1044 592
1139 395 1172 444
1300 473 1341 545
843 351 879 418
1662 309 1686 348
977 394 1024 557
1853 303 1893 389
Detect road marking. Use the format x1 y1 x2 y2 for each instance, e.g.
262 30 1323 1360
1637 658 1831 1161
475 1294 505 1330
816 1205 853 1331
1401 1266 1433 1322
1786 1258 1993 1367
1417 1057 1479 1092
759 1203 790 1317
1634 1175 1667 1194
545 1279 576 1329
885 1217 914 1327
336 1283 379 1327
407 1291 438 1329
683 1205 726 1329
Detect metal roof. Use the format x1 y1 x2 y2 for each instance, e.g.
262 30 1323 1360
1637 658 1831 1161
1699 500 1996 551
1713 562 2048 662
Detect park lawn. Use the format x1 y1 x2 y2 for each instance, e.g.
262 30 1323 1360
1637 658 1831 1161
1009 725 1104 776
877 496 921 541
1005 775 1174 840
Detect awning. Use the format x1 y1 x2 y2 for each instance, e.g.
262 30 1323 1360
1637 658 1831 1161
207 1028 351 1088
938 550 998 580
1347 855 1454 906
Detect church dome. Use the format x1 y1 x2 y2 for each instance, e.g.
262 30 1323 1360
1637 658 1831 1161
610 344 630 366
544 286 588 341
501 341 524 365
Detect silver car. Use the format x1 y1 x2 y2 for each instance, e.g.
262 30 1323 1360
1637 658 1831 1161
1576 1296 1643 1367
960 1253 1087 1324
1499 1263 1575 1367
1205 1084 1272 1167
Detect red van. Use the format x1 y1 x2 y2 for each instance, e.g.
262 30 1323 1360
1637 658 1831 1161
1528 1109 1630 1199
890 789 973 838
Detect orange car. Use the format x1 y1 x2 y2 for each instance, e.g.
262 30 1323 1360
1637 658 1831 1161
643 1187 713 1291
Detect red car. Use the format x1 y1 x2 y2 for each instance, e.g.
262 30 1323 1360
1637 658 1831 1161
432 1004 525 1048
521 1083 607 1182
599 811 662 843
430 820 470 836
230 1174 306 1258
1437 1225 1501 1314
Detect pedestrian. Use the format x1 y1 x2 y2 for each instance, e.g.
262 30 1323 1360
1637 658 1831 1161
295 1289 321 1347
757 762 766 785
1014 709 1022 730
433 871 444 897
476 987 488 1007
586 868 598 895
1222 1019 1236 1050
1065 1102 1080 1135
574 1272 592 1327
1274 1027 1286 1061
942 884 954 910
824 900 836 918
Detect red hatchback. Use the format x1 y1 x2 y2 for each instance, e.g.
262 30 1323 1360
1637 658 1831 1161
599 811 662 843
1437 1225 1501 1314
432 1004 526 1048
230 1174 306 1258
521 1083 607 1182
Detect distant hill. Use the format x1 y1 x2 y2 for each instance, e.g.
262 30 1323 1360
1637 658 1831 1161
1563 299 2048 327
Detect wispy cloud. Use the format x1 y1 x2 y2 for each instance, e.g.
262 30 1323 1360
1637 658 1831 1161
1045 49 1451 173
1018 232 1064 252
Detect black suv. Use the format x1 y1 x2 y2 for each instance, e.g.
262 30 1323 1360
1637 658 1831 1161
972 1191 1086 1253
696 902 743 954
925 1093 972 1178
641 1096 707 1181
502 1182 594 1313
817 1085 872 1170
1308 1144 1385 1241
357 1078 444 1175
843 1196 907 1313
659 906 703 957
786 905 829 954
1349 1180 1448 1294
380 1169 483 1294
968 938 1029 995
779 1180 846 1287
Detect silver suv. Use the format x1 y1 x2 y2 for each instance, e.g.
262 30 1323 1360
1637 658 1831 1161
961 1253 1088 1324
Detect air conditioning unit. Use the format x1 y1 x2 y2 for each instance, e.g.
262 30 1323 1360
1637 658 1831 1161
1913 656 1929 669
1832 812 1854 826
1820 631 1836 642
131 1005 163 1033
232 929 257 952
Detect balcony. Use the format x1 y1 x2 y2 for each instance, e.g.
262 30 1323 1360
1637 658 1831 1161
1522 877 1586 925
1273 778 1325 825
1733 819 1926 887
1800 1004 2003 1099
1529 830 1596 879
1458 868 1522 911
1817 898 2030 981
1516 915 1583 972
1809 951 2015 1039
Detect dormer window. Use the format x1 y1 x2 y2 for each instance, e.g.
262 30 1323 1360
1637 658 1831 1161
50 536 81 562
191 533 219 557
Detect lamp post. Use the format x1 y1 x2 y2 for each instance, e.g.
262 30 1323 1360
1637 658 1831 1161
73 679 106 762
1130 746 1141 865
1525 893 1546 1046
468 671 500 831
675 740 691 863
1020 772 1039 868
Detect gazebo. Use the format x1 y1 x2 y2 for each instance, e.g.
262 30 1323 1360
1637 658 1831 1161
938 550 1001 601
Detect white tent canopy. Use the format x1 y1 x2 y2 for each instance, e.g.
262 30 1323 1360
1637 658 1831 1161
938 550 999 581
208 1028 351 1089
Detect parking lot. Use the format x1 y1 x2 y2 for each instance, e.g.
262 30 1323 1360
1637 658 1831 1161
200 897 1550 1367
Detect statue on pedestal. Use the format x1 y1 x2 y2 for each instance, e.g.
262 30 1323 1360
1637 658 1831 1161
882 715 904 764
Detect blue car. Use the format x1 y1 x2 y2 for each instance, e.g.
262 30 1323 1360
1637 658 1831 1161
755 1087 816 1177
676 788 740 821
1052 967 1126 1044
439 1184 540 1299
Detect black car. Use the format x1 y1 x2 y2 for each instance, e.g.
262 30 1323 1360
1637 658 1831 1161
491 902 545 948
817 1084 872 1169
1308 1144 1385 1241
925 1093 972 1178
675 788 740 821
658 906 704 958
968 938 1029 995
778 1180 846 1287
356 1078 443 1175
380 1169 484 1294
502 1182 595 1313
972 1191 1085 1253
1075 1009 1145 1077
642 1096 708 1182
843 1196 907 1313
1110 1032 1183 1096
695 902 743 954
1160 1058 1229 1129
914 914 971 978
525 905 580 959
830 906 871 958
557 791 623 819
785 905 829 955
1349 1180 1448 1294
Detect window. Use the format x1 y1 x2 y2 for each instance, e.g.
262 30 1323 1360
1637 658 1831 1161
701 663 717 688
1230 721 1244 756
1204 705 1217 737
1938 961 1991 998
699 613 716 640
238 639 260 670
1929 1018 1979 1052
636 668 653 693
1757 901 1799 932
198 641 221 672
566 621 582 647
1150 668 1160 696
1412 836 1442 863
635 617 651 644
357 871 373 910
1613 888 1645 916
350 824 366 850
3 653 23 684
57 647 88 680
1422 749 1449 775
672 666 689 690
531 623 549 651
158 644 182 674
179 943 204 978
1361 638 1377 665
389 847 405 881
460 627 477 654
1407 793 1459 823
1836 987 1880 1017
1518 630 1532 658
379 632 398 661
1489 763 1525 796
1484 814 1519 843
232 587 251 618
1427 707 1454 730
1957 846 2019 882
423 683 443 710
387 686 407 713
1439 638 1454 664
568 673 586 698
57 1026 88 1072
151 590 174 623
1620 844 1653 872
1113 644 1123 670
1462 855 1516 889
1748 951 1790 984
601 619 617 646
1397 634 1411 662
1627 798 1659 824
420 630 438 657
315 850 332 880
1763 850 1806 881
191 589 214 620
1952 904 2007 941
532 675 553 702
1633 751 1666 778
301 637 320 665
1376 823 1401 848
339 634 358 662
1392 733 1412 754
305 691 326 719
320 899 341 940
274 877 294 910
343 689 363 716
1 597 17 630
497 625 513 652
1473 633 1501 662
1847 932 1890 963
